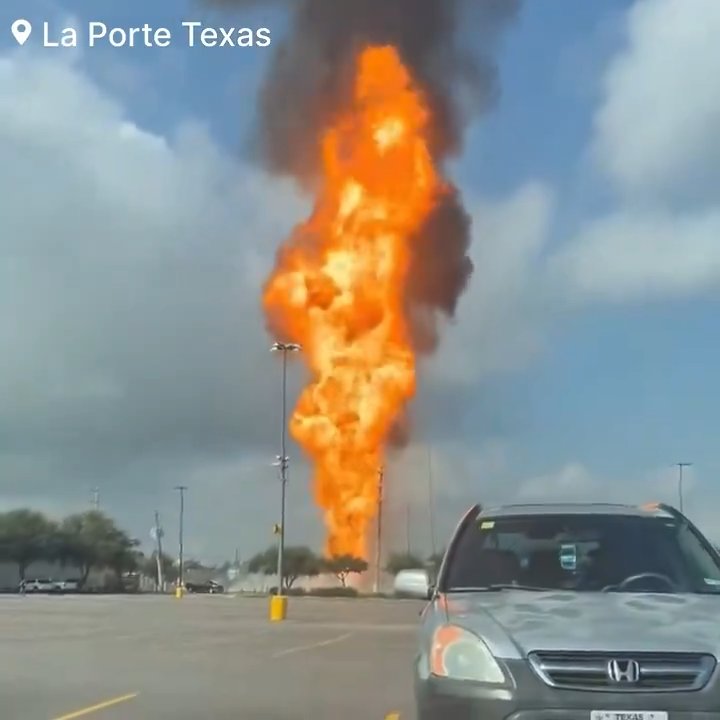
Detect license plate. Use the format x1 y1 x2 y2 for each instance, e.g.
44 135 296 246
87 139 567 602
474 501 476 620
591 713 668 720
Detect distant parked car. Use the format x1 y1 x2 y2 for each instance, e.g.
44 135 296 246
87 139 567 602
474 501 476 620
22 578 56 593
55 579 80 593
184 580 224 594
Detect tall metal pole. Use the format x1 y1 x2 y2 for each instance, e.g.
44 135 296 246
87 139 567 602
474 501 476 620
175 486 187 593
154 510 164 592
277 348 288 595
374 466 384 594
676 462 692 513
427 446 437 559
91 487 100 510
406 503 411 555
270 341 300 597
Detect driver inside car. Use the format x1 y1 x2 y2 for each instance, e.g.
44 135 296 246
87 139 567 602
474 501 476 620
583 536 680 591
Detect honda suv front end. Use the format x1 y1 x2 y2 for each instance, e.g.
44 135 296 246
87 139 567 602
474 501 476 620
395 502 720 720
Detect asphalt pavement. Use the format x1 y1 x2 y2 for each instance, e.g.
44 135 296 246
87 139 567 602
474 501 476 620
0 593 424 720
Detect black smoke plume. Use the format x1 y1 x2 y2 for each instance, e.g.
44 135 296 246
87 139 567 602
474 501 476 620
212 0 520 360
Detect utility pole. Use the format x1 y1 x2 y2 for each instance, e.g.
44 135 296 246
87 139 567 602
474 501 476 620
427 446 437 559
676 462 692 513
91 487 100 510
153 510 164 592
406 503 411 555
270 342 301 599
374 466 384 594
174 485 187 597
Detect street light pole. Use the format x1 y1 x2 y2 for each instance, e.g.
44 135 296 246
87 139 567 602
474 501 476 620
270 342 301 600
676 463 692 513
427 446 437 560
373 466 384 594
153 510 165 592
175 485 187 597
406 503 411 555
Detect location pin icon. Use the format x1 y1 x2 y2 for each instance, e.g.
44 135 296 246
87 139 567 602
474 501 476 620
11 19 32 46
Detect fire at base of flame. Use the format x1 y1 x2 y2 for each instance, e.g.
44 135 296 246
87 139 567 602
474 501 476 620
263 45 447 560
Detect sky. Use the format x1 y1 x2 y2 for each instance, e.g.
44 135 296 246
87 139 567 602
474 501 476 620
1 0 719 564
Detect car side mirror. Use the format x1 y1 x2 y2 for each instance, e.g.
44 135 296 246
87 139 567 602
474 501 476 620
393 569 431 599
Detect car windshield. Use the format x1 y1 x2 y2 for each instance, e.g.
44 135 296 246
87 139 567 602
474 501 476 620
443 513 720 593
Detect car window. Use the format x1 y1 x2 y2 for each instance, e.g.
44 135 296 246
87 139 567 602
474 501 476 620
675 524 720 590
442 513 720 593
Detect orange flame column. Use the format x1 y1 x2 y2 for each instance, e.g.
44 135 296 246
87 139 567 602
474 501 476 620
263 45 443 559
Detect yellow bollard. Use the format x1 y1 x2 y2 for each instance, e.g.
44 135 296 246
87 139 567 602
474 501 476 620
269 594 288 621
175 585 184 599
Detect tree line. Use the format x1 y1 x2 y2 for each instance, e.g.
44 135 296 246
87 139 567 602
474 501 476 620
246 545 445 590
0 507 446 591
0 508 145 586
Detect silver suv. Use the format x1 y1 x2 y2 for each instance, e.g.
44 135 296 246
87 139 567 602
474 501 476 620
395 502 720 720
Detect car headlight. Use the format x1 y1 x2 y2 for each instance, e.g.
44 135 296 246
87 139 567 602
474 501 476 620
430 624 505 683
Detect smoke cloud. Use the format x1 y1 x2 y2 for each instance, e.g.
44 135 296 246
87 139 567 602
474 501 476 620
213 0 520 357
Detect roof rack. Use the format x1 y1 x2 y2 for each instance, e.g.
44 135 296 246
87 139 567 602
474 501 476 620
495 502 631 509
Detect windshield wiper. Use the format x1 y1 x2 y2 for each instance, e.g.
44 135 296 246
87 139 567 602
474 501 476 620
447 584 553 593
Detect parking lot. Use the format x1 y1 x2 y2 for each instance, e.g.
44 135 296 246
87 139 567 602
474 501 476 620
0 593 423 720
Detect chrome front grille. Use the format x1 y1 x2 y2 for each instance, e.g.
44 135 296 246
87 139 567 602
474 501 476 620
528 651 715 692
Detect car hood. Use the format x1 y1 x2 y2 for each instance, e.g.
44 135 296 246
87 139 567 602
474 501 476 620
444 590 720 658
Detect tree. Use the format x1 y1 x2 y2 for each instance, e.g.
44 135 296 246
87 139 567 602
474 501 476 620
247 545 322 589
106 540 142 583
323 554 368 587
247 546 275 574
283 546 322 588
59 511 138 587
142 551 178 586
385 551 425 576
0 510 57 581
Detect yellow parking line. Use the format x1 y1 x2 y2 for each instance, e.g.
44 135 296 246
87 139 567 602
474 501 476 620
52 692 138 719
385 713 400 719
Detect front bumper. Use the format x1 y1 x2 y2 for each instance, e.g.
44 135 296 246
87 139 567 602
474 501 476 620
416 660 720 720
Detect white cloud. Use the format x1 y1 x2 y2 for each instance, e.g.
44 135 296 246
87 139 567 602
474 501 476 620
0 44 555 559
555 0 720 303
386 438 510 507
515 463 601 502
380 438 511 555
512 462 698 517
430 182 554 383
553 208 720 301
593 0 720 202
0 46 312 553
11 0 716 559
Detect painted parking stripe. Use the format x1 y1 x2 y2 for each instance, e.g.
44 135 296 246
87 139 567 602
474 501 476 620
52 692 138 719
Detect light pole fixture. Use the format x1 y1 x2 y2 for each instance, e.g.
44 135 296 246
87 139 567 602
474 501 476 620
174 485 187 598
269 341 301 621
373 466 384 594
